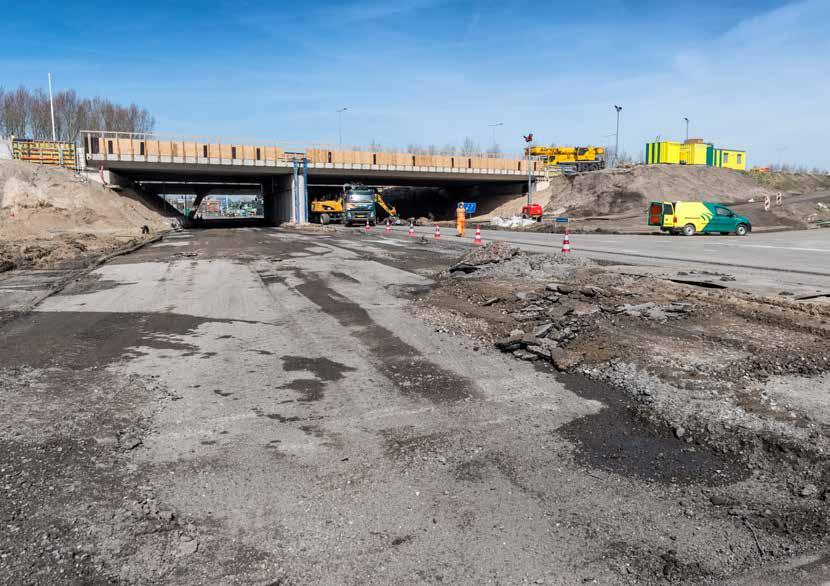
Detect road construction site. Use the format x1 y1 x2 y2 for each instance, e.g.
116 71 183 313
2 217 830 584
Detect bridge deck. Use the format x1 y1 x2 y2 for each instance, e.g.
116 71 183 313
82 131 546 180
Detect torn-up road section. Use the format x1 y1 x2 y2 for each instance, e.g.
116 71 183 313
421 241 830 579
3 226 830 585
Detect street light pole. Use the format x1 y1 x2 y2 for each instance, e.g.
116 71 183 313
684 117 689 141
337 107 348 150
614 105 622 167
488 122 503 149
47 73 57 142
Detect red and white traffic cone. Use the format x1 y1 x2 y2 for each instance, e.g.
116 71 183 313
764 195 771 211
561 227 571 254
408 222 415 237
365 220 371 232
385 219 391 234
474 225 482 245
434 225 441 240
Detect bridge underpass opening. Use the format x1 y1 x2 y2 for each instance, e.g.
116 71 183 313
306 179 529 225
136 180 268 227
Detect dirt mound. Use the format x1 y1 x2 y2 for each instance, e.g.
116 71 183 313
0 160 173 269
449 242 595 280
546 165 774 217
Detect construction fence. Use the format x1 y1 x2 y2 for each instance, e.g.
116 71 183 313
11 139 78 169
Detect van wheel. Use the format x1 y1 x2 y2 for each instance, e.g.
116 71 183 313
682 224 696 236
735 224 748 236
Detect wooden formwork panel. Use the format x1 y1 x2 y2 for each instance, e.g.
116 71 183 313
158 141 173 157
306 148 328 163
145 141 159 156
183 142 198 157
374 152 396 165
352 151 373 165
242 146 257 160
218 145 232 159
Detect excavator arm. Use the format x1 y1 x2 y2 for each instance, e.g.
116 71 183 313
374 193 399 221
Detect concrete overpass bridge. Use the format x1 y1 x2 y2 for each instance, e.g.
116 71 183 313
81 131 547 224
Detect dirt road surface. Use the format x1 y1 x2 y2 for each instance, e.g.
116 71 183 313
1 227 828 584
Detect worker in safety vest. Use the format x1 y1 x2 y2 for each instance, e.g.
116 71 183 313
456 202 466 237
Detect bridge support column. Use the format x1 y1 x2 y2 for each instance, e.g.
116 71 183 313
263 174 304 226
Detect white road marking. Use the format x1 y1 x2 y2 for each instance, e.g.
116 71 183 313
706 242 830 253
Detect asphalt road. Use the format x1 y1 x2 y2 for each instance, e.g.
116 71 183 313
1 227 828 584
391 225 830 297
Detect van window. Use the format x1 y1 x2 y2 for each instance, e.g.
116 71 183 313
716 207 732 217
662 203 674 215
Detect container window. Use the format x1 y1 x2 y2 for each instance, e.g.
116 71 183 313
372 153 377 165
231 147 237 159
327 151 332 163
412 155 416 166
107 140 113 155
256 148 261 160
203 145 208 158
451 157 455 167
90 137 100 154
139 142 145 156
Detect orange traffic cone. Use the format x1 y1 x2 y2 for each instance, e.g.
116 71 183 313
474 225 482 245
408 222 415 237
365 220 371 232
561 227 571 254
434 225 441 240
385 219 391 234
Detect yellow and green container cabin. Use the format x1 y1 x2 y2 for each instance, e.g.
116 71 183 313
645 140 746 171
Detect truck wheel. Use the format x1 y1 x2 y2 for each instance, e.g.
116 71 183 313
320 213 330 225
735 224 748 236
682 224 696 236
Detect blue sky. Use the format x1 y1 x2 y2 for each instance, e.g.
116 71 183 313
2 0 828 168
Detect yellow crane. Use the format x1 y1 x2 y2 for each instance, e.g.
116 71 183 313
525 145 606 173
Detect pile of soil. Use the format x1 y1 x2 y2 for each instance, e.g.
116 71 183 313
0 160 172 269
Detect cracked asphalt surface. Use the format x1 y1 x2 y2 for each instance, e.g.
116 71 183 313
1 226 828 584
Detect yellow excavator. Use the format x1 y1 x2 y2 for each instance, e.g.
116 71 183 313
525 145 605 173
309 184 399 226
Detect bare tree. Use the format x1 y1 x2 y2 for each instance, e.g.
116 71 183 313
486 143 502 156
440 144 456 155
426 144 437 155
1 87 30 137
460 137 479 156
0 84 155 142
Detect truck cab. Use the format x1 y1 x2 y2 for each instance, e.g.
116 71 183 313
648 201 751 236
343 186 377 226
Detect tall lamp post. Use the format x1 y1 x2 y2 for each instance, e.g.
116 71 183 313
684 117 689 141
488 122 503 150
47 73 57 142
614 105 622 166
337 107 348 150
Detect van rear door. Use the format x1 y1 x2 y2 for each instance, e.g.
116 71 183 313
648 202 663 226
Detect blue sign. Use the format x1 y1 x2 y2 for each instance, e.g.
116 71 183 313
463 202 477 214
554 217 569 223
